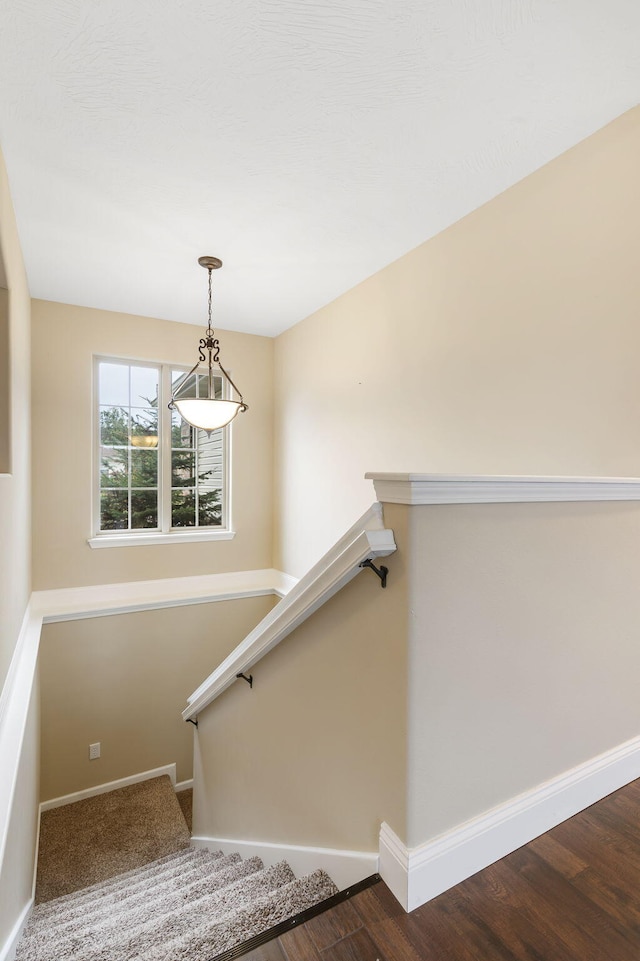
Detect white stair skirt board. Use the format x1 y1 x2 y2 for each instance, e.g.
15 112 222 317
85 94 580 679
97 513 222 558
174 779 194 793
32 807 42 900
39 763 177 812
0 605 41 961
0 898 33 961
379 733 640 912
191 835 378 892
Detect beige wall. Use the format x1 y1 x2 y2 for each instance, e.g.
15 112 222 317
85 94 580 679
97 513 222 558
405 499 640 847
274 107 640 577
39 595 276 801
31 299 274 589
0 148 31 688
193 493 640 860
193 540 409 852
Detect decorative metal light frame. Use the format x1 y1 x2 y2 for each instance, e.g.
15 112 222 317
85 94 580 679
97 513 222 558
169 256 248 433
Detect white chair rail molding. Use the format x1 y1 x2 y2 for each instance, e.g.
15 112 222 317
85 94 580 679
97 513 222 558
365 472 640 504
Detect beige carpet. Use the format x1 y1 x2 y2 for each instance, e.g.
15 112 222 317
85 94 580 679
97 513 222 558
35 775 191 903
20 851 338 961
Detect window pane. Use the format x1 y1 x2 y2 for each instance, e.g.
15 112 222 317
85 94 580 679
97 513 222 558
171 489 196 527
172 369 197 399
100 407 129 446
196 466 215 485
197 431 223 485
171 410 195 449
198 487 222 527
131 449 158 488
100 448 128 488
193 373 223 399
171 450 195 487
130 408 159 446
100 490 128 530
99 362 129 406
131 490 158 529
130 366 159 408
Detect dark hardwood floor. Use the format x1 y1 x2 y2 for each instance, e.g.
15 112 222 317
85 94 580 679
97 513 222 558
244 778 640 960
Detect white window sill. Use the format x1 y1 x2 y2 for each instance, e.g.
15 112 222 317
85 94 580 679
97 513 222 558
88 530 236 549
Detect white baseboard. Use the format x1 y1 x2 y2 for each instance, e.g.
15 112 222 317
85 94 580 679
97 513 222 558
31 806 41 901
40 763 177 812
0 898 33 961
380 733 640 912
191 834 378 891
174 779 193 793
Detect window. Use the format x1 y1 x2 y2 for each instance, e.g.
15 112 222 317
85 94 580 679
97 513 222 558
93 358 231 544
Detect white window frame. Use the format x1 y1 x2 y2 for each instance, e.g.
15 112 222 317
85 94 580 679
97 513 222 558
88 355 235 548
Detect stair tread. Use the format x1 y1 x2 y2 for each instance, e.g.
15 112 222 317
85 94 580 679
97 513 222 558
31 847 211 918
25 853 249 945
20 850 339 961
18 860 297 961
136 869 339 961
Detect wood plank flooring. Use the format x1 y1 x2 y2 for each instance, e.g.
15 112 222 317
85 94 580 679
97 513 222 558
243 778 640 960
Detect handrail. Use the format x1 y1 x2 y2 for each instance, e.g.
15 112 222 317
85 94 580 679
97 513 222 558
183 503 396 721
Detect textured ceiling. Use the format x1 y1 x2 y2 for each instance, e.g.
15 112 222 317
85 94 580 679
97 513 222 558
0 1 639 336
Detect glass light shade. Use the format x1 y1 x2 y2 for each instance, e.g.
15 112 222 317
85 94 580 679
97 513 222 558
173 398 243 432
130 435 158 448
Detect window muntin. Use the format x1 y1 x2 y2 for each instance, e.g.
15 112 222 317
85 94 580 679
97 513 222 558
96 359 226 535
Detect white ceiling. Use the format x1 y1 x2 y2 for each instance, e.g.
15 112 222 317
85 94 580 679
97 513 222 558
0 1 638 336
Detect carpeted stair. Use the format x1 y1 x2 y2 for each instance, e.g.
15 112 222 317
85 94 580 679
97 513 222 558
17 847 338 961
35 776 192 904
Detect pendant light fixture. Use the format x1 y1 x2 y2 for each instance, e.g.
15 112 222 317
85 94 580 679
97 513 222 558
169 256 248 433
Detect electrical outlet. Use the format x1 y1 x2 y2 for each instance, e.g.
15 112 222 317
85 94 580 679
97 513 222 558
89 742 101 760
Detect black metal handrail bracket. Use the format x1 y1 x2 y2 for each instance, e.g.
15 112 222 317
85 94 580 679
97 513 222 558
359 558 388 588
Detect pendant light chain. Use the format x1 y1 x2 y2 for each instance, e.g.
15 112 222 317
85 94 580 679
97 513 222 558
201 266 220 365
206 267 214 338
